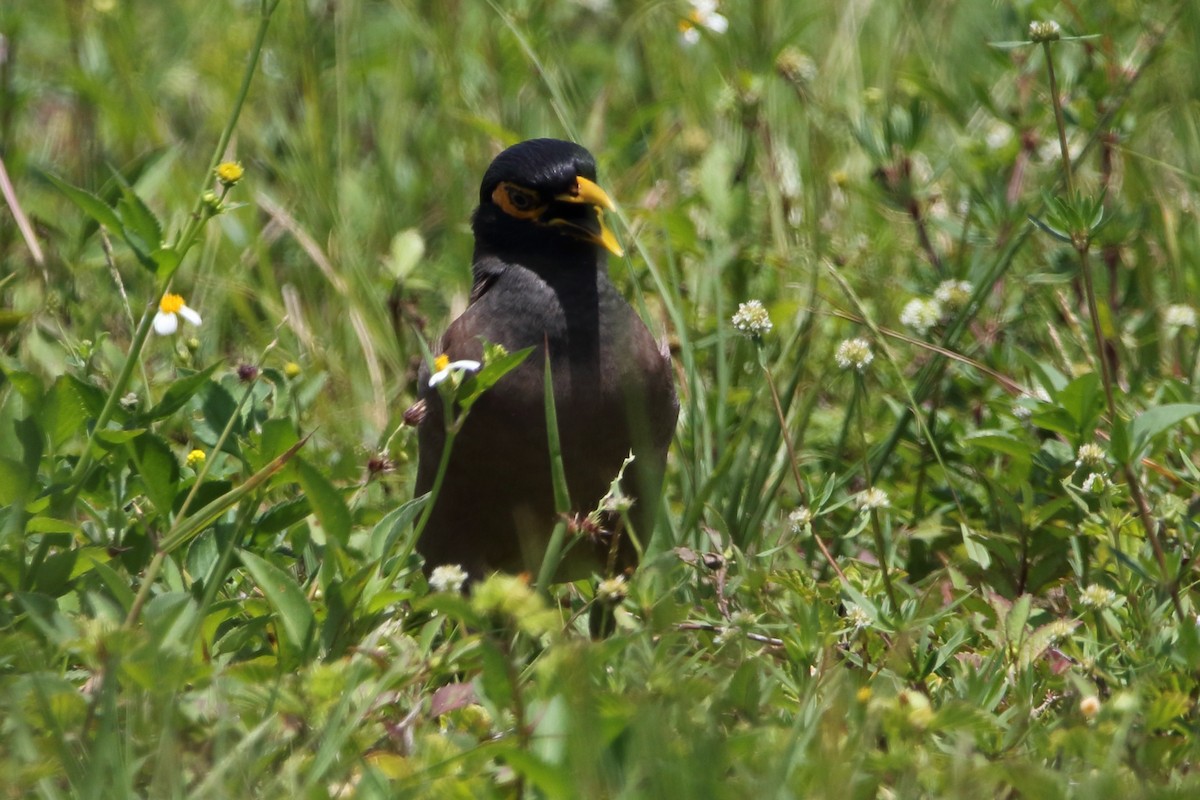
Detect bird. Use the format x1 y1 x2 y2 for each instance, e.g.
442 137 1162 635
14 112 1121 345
411 138 678 582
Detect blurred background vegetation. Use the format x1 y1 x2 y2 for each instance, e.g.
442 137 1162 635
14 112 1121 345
3 0 1200 796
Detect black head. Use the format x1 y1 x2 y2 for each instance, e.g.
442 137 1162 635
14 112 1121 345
472 138 623 258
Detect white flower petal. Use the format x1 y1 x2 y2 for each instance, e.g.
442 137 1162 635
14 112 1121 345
680 26 700 45
428 359 481 387
178 305 203 327
153 311 179 335
705 12 729 33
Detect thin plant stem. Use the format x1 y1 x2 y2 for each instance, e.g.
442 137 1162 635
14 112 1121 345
762 359 847 584
1042 36 1183 622
855 373 897 610
65 3 278 497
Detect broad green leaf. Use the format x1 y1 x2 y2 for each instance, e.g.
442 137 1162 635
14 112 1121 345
238 550 315 662
1005 594 1032 647
2 369 43 402
961 523 991 569
43 374 109 448
296 458 352 545
129 433 181 514
152 246 181 280
255 496 312 535
1056 372 1101 434
382 228 425 281
0 457 30 506
369 496 428 563
145 362 222 421
25 516 80 535
1129 403 1200 462
45 172 123 232
477 638 515 709
112 174 164 257
94 428 146 445
961 430 1031 459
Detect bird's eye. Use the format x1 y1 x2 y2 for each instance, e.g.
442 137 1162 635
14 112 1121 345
493 182 546 220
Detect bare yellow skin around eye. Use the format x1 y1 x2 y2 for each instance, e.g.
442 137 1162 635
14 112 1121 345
492 182 546 220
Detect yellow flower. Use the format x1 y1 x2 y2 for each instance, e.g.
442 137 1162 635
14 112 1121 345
186 449 206 469
215 161 244 186
153 293 202 336
284 361 302 379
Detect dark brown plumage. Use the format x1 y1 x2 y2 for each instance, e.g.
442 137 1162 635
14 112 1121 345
413 139 677 580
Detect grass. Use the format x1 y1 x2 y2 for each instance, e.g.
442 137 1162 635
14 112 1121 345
3 0 1200 797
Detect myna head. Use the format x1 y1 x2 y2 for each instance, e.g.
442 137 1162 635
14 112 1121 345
473 138 624 258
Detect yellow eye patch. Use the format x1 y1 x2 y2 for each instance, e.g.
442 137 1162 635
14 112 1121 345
492 182 547 220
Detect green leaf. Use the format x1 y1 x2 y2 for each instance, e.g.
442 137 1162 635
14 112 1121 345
44 172 123 233
112 173 164 259
1 369 43 402
43 375 109 448
94 428 146 445
477 638 514 709
0 457 30 506
369 496 428 563
145 362 222 421
238 550 315 663
295 458 352 545
152 247 182 280
1055 372 1102 435
25 516 81 535
1005 594 1032 646
1128 404 1200 462
129 433 181 514
458 344 535 411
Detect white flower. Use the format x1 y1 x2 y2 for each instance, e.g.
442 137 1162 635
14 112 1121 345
679 0 728 45
1079 695 1101 719
429 564 468 594
856 487 890 511
1164 304 1197 328
596 575 627 603
153 293 202 335
845 604 872 629
1028 20 1061 42
428 356 481 387
731 299 773 337
934 279 973 310
1075 443 1106 470
1080 584 1116 610
1080 472 1106 493
899 298 943 335
787 506 813 532
835 338 874 371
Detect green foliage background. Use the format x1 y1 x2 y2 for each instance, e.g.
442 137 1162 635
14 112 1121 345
2 0 1200 797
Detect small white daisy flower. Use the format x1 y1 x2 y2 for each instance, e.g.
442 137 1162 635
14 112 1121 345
153 293 202 336
835 338 874 372
787 506 813 532
934 279 973 310
1080 584 1116 610
1080 472 1106 493
1164 304 1197 329
845 604 872 629
679 0 728 45
596 575 628 603
1075 443 1106 470
429 563 468 594
428 355 481 387
899 298 943 335
856 487 890 511
731 299 773 337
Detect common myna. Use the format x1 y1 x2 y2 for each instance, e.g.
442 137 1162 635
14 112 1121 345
412 138 678 580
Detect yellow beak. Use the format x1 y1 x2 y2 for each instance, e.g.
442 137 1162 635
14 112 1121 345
554 177 624 257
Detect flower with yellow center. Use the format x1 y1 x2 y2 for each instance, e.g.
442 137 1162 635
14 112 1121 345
215 161 244 186
428 354 481 387
153 293 202 335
